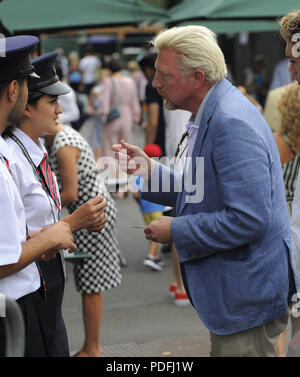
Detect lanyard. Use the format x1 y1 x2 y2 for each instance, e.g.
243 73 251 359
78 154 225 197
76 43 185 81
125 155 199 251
6 130 60 223
174 127 190 166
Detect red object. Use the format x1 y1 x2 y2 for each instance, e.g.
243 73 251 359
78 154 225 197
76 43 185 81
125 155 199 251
143 144 162 158
169 283 177 298
174 291 190 306
3 157 13 176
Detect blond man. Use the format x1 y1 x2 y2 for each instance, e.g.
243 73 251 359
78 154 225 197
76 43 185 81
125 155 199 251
113 25 297 357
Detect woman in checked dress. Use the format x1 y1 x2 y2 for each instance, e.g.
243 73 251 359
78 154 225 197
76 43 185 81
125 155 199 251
45 124 122 357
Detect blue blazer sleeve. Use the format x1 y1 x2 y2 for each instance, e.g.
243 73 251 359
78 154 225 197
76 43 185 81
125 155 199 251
141 163 182 207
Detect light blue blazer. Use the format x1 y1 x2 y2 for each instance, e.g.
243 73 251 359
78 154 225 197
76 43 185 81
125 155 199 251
142 79 296 335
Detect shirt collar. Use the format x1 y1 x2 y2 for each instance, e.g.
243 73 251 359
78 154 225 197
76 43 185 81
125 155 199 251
11 127 47 167
0 134 12 161
187 83 217 129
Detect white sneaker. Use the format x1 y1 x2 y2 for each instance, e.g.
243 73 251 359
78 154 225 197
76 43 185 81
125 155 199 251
143 256 164 271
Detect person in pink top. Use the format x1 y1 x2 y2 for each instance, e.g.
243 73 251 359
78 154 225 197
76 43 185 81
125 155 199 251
100 57 141 159
99 57 141 197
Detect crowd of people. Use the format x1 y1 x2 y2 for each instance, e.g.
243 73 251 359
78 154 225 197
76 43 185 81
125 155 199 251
0 8 300 358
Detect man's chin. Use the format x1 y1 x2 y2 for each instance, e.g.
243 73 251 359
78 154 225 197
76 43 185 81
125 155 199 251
7 109 24 126
164 100 178 111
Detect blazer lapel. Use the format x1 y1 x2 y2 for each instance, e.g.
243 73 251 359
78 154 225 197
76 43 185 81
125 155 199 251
176 79 231 215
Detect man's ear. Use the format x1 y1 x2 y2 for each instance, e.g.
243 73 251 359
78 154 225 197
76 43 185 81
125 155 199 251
7 80 19 102
192 69 206 88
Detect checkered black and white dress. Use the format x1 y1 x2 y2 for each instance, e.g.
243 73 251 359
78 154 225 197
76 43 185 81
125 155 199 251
48 125 122 294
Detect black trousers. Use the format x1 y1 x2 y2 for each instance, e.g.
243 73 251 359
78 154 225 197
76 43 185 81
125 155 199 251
16 255 69 357
17 291 47 357
34 254 70 357
0 318 6 356
3 256 68 357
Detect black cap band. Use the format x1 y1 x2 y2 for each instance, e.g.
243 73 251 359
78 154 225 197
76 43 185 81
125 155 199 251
28 73 59 91
0 55 35 82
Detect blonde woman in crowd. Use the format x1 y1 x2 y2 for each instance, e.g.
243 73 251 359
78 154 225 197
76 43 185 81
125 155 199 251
274 82 300 217
273 82 300 357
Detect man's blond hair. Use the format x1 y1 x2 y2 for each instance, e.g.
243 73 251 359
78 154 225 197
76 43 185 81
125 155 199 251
279 10 300 41
151 25 227 84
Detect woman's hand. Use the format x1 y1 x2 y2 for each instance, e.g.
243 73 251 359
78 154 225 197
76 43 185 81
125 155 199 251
40 248 58 261
64 195 107 232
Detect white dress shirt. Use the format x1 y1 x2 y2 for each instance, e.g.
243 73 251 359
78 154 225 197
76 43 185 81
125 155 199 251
6 127 61 230
0 135 40 300
7 128 67 282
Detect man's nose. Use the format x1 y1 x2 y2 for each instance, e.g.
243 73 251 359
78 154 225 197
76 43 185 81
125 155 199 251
152 72 160 88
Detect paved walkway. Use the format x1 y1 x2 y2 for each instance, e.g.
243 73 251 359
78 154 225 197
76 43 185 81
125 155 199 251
101 337 210 357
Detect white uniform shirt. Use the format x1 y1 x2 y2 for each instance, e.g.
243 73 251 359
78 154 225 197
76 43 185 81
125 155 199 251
6 128 61 231
0 135 40 300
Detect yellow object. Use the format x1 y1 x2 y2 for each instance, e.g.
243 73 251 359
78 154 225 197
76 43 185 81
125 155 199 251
142 211 163 225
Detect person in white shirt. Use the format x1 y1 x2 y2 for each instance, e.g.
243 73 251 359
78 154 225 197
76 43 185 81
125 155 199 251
55 64 80 126
0 36 77 357
79 46 101 95
163 107 191 159
5 51 107 357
